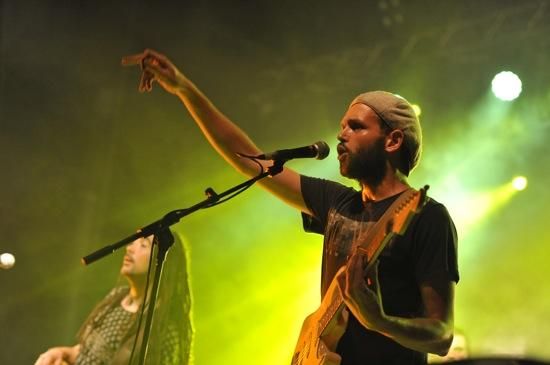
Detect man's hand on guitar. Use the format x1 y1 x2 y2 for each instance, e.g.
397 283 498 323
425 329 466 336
338 252 385 332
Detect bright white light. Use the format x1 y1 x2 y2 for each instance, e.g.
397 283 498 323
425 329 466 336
512 176 528 191
0 253 15 269
491 71 522 101
411 104 422 117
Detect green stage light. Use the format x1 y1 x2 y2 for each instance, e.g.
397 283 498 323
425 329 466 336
491 71 522 101
512 176 528 191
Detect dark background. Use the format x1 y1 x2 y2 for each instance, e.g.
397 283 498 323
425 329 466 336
1 1 550 364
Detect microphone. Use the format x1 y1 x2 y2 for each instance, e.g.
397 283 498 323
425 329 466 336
0 253 15 270
253 141 330 161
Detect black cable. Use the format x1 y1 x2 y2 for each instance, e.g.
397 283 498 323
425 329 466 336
203 156 265 208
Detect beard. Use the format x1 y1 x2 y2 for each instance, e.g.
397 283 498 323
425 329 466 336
340 136 387 187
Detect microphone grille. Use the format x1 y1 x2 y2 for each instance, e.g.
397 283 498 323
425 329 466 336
313 141 330 160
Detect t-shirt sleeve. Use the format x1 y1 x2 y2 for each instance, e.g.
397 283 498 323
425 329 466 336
412 201 460 284
300 175 355 235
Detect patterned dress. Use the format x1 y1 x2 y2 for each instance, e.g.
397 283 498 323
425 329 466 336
75 286 182 365
76 305 134 364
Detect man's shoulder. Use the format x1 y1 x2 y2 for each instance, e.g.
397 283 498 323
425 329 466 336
414 195 457 233
423 196 452 217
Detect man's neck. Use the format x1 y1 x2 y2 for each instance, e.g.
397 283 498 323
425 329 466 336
360 170 409 203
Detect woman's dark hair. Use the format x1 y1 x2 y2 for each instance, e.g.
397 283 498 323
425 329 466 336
147 230 193 364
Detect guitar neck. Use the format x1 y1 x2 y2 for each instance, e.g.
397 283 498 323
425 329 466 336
318 289 345 335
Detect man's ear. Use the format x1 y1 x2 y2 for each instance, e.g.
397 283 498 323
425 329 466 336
385 129 404 152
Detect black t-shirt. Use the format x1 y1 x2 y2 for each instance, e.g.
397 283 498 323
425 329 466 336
300 175 459 365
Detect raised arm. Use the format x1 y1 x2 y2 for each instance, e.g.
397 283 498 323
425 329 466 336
122 49 310 214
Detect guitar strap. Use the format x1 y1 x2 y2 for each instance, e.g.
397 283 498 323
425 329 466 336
354 187 418 262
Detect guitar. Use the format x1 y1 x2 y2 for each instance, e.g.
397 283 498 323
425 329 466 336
291 186 430 365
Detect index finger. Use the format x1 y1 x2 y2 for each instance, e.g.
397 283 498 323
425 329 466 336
121 53 145 66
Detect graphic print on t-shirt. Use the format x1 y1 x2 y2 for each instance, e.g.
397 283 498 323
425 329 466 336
322 209 376 295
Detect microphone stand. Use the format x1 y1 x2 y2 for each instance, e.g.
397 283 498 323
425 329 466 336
81 160 285 365
137 227 173 365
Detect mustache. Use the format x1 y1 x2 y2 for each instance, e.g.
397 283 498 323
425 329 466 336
337 143 348 155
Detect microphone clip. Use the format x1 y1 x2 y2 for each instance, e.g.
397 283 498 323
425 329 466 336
235 151 287 177
266 159 285 177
